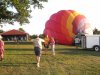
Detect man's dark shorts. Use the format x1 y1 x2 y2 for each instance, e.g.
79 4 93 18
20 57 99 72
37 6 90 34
34 47 40 56
75 43 80 46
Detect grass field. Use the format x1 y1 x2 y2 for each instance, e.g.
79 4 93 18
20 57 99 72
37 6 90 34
0 43 100 75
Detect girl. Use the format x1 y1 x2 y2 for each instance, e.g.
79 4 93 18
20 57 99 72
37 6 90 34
0 35 4 61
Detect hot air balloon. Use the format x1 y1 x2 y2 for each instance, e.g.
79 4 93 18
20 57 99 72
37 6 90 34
44 10 93 45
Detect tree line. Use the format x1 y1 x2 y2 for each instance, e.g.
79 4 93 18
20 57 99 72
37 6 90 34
93 28 100 34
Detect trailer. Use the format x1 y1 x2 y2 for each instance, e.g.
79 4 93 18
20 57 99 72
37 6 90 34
81 35 100 51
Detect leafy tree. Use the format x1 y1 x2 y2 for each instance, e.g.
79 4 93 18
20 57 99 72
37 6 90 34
0 29 4 33
19 28 25 32
30 34 44 39
39 34 44 38
30 34 37 39
93 28 100 34
0 0 48 25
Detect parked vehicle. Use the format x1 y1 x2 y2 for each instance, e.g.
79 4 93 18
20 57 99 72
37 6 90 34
81 35 100 51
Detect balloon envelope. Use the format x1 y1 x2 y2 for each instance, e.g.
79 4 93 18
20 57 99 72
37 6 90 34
44 10 93 45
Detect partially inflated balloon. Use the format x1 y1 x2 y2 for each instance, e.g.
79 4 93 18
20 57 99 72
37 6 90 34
44 10 93 45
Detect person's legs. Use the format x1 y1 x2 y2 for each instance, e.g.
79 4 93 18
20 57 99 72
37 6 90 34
75 43 78 48
0 52 1 61
44 48 47 54
36 56 40 67
44 44 49 55
0 56 3 61
1 54 3 61
0 56 2 61
0 51 3 61
34 47 41 67
52 45 55 56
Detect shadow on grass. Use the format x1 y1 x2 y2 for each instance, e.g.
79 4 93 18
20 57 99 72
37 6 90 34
5 49 33 51
56 48 100 57
6 54 34 55
0 62 36 67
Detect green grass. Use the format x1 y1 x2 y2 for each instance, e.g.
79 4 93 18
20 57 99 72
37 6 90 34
0 43 100 75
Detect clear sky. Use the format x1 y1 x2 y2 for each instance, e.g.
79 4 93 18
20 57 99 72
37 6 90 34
1 0 100 35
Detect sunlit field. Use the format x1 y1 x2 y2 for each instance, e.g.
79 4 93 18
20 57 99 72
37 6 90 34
0 42 100 75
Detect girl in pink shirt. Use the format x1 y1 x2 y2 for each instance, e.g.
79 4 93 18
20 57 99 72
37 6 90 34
0 35 4 61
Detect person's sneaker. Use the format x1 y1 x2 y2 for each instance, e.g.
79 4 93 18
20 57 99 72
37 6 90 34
37 63 40 67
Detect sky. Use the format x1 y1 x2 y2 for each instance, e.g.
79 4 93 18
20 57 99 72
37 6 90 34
1 0 100 35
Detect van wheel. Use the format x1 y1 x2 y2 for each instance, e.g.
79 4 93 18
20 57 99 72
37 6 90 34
93 46 100 51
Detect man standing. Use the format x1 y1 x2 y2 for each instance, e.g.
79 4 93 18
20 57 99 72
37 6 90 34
74 36 80 48
33 35 44 67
